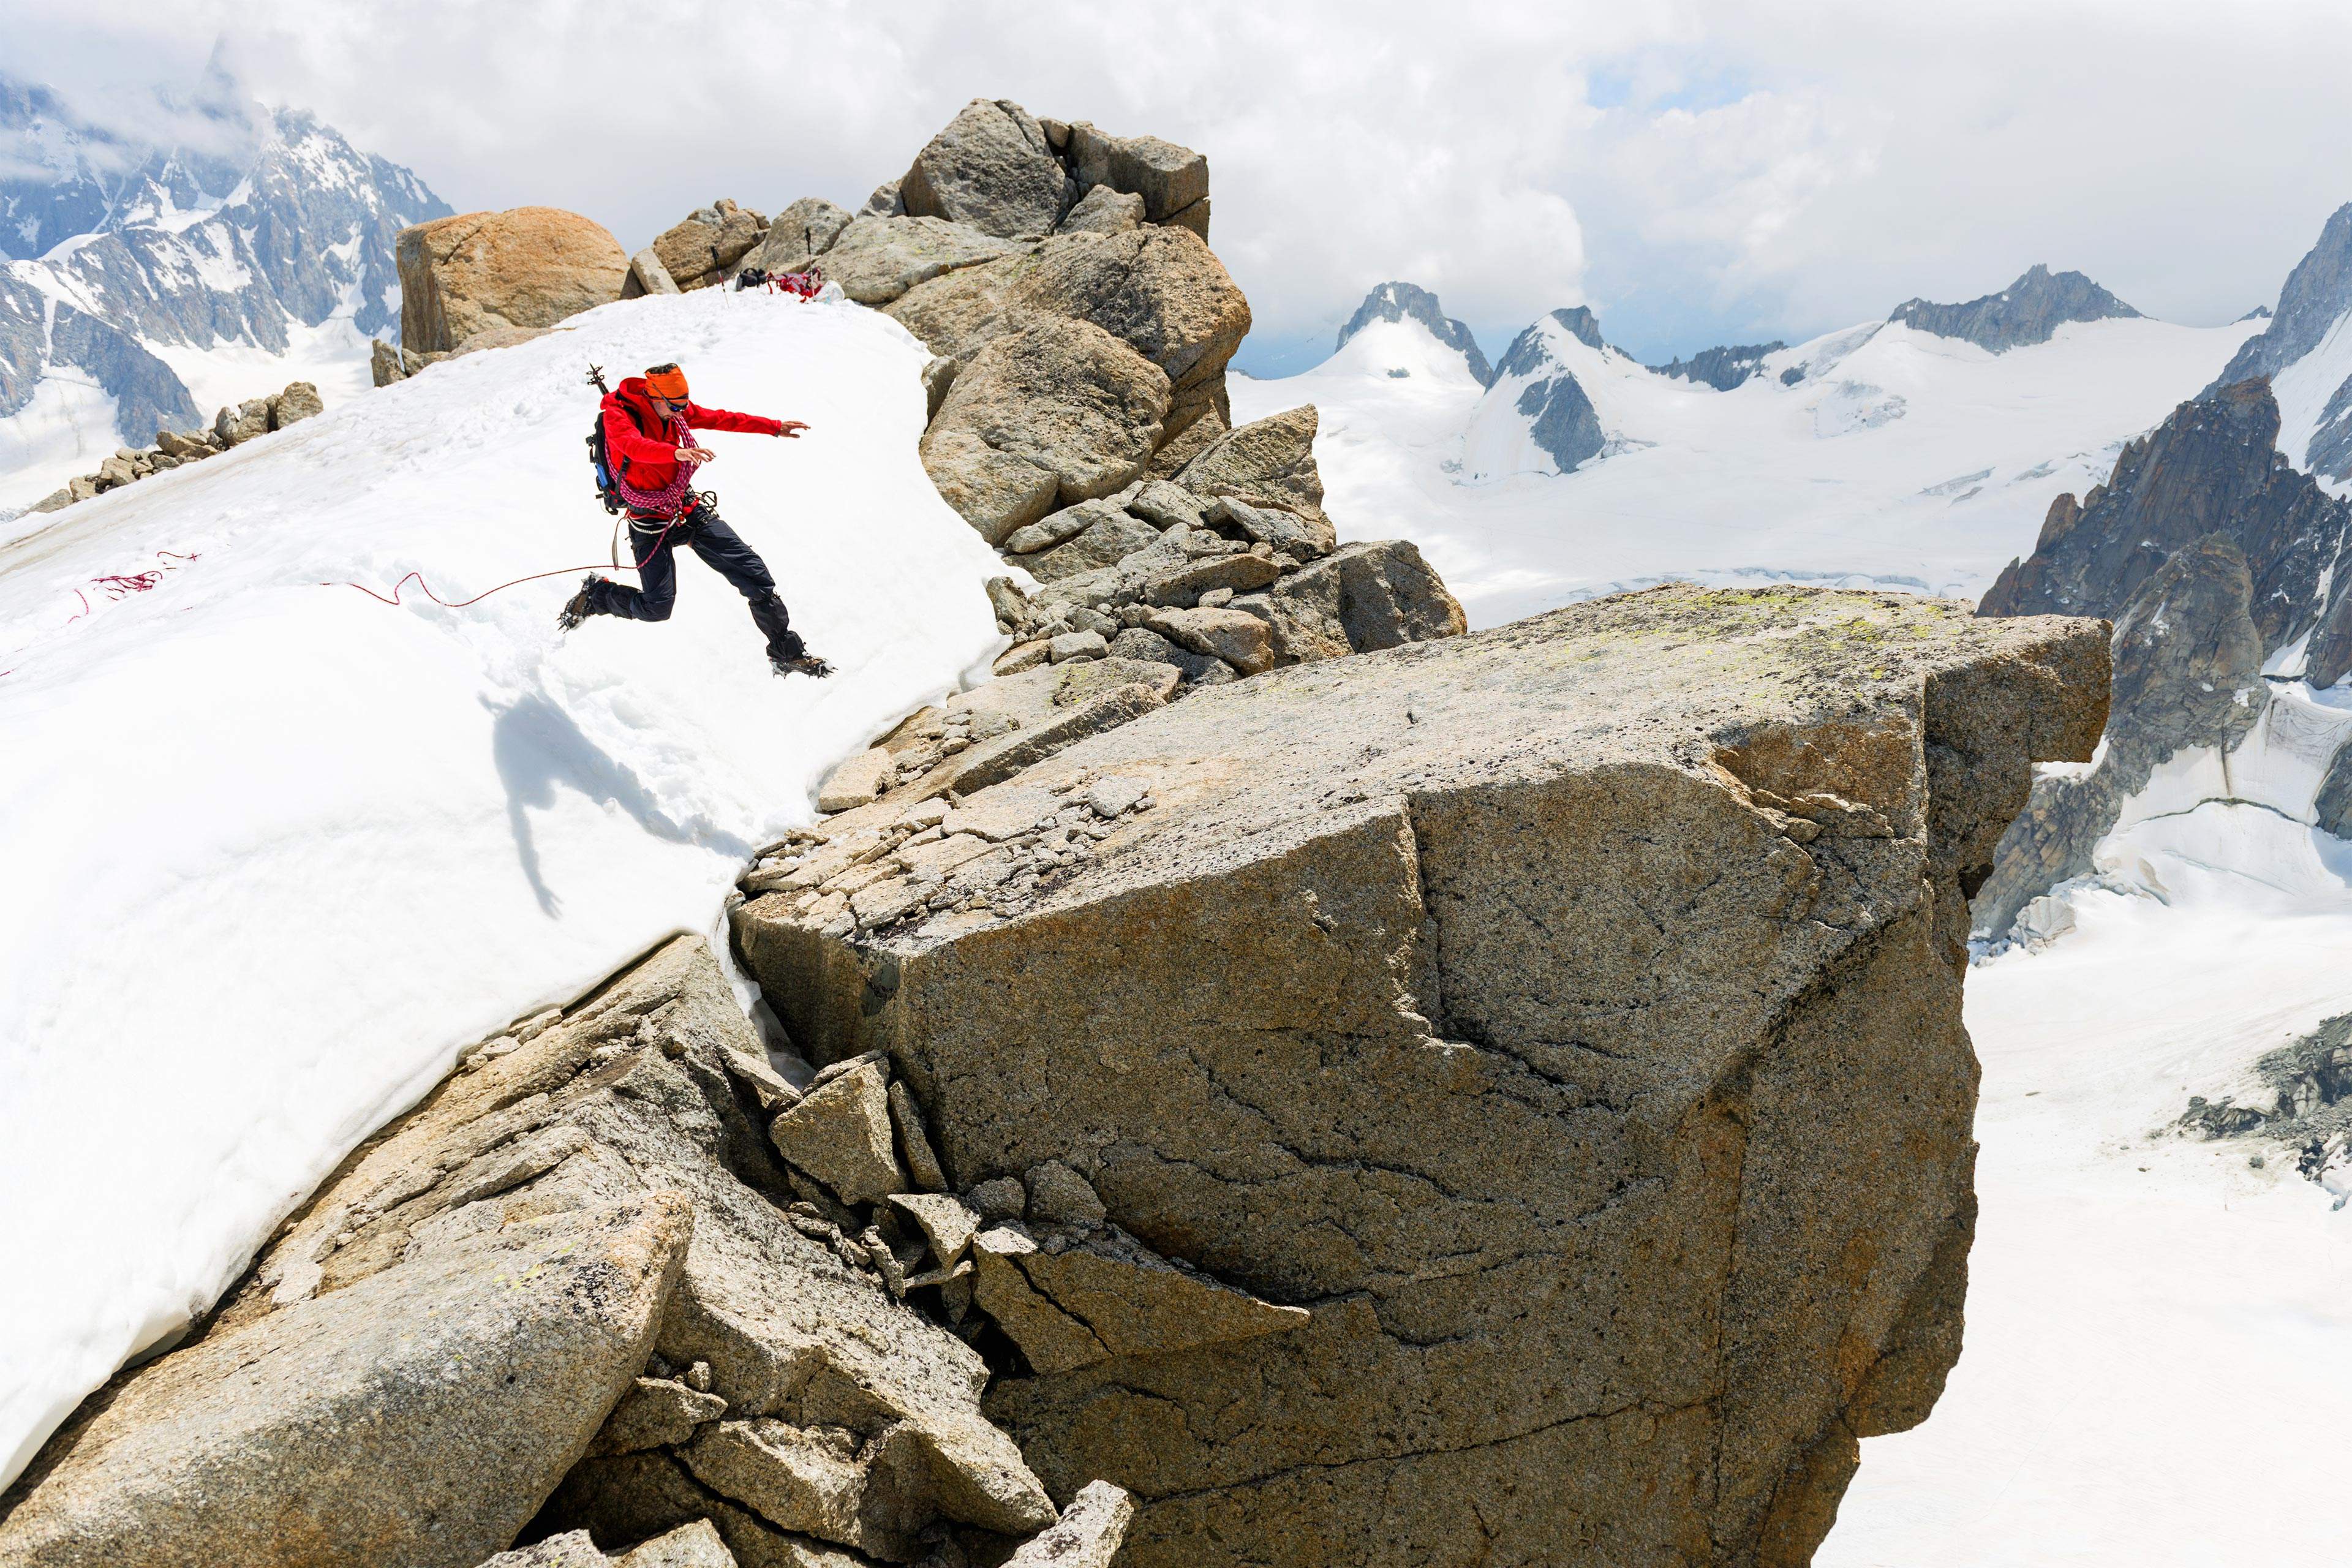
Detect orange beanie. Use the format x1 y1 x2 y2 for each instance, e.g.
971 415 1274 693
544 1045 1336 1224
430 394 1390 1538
643 363 690 400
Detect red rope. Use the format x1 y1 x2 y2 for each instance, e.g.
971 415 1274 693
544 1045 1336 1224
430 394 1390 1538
62 551 202 623
325 514 687 609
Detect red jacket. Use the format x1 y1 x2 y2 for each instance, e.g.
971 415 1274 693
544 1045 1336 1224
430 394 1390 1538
601 376 785 492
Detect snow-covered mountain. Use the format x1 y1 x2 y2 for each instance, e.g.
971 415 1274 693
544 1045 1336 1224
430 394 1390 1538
1242 276 2256 627
0 284 1004 1488
1461 304 1616 478
0 64 450 511
1333 280 1492 384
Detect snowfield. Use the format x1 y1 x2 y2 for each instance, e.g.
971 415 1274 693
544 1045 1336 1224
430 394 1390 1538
0 287 1005 1487
1825 850 2352 1566
1232 312 2263 628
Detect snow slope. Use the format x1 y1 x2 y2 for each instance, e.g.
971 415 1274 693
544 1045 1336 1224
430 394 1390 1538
1233 312 2261 628
0 287 1005 1487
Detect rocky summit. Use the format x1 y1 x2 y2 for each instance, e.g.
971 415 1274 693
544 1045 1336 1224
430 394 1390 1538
1336 281 1496 384
736 586 2105 1567
0 91 2113 1568
1888 263 2141 353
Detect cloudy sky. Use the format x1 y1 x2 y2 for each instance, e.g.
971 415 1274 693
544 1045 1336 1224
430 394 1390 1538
6 0 2350 374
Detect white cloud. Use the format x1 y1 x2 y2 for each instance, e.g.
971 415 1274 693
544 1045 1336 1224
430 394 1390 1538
3 0 2348 367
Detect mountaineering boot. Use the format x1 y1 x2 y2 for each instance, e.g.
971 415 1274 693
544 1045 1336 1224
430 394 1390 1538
750 590 827 676
557 573 601 632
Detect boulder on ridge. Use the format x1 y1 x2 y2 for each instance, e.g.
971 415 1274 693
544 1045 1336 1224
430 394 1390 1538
734 585 2108 1568
398 206 629 353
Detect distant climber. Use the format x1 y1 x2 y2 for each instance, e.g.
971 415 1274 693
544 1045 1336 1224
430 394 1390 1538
560 362 831 677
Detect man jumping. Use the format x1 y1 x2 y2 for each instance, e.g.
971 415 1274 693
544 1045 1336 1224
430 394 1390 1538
559 361 831 677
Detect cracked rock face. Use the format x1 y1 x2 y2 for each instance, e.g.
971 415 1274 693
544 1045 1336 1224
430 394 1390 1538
736 585 2107 1567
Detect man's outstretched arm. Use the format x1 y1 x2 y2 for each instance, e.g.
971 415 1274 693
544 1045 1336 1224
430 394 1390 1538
684 403 807 438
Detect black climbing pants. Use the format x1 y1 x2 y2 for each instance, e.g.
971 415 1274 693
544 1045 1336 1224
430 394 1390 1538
585 498 802 662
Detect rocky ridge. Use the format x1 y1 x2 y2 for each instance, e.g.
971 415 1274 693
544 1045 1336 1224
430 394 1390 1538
1973 379 2352 938
1653 339 1786 391
1889 263 2141 353
1335 281 1495 383
23 379 324 513
2204 203 2352 480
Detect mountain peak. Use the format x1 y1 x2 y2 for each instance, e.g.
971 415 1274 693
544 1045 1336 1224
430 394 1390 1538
1890 263 2141 352
1493 306 1607 382
1336 281 1494 384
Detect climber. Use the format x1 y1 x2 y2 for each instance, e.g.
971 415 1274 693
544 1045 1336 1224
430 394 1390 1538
559 361 831 677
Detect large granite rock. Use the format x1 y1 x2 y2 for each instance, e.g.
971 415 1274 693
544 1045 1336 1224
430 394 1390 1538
998 227 1248 441
735 585 2108 1568
888 227 1248 451
1 939 1058 1567
1174 405 1328 531
919 318 1172 542
398 206 629 352
899 99 1068 242
817 217 1022 308
1228 540 1465 664
649 200 768 292
0 1196 690 1567
1064 124 1208 232
1890 263 2141 352
741 199 855 277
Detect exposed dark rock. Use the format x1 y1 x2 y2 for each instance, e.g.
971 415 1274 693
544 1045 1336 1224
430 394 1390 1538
1979 380 2352 665
1497 304 1605 371
1483 307 1611 472
1972 535 2260 939
47 304 201 446
1514 372 1604 470
2177 1010 2352 1193
1891 264 2141 352
1335 281 1493 383
2206 205 2352 398
1653 340 1786 390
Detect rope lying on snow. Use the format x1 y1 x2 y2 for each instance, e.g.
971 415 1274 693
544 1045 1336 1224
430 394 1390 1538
326 510 690 610
62 550 203 623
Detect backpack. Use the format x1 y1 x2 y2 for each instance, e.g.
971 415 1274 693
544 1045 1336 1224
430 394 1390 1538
583 366 632 515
